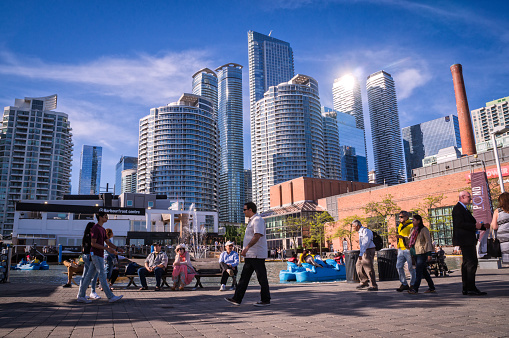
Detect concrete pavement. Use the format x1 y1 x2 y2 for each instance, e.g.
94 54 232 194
1 266 508 337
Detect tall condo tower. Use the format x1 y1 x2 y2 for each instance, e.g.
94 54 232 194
216 63 244 223
321 108 341 180
366 70 405 185
248 30 295 210
0 95 73 236
192 68 218 115
252 74 325 212
115 156 137 194
79 145 102 195
137 94 217 211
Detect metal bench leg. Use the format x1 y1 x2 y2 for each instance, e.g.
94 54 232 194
162 276 170 288
126 277 138 288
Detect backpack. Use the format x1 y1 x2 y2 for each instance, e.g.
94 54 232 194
372 231 384 251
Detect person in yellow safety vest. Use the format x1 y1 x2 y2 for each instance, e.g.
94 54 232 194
395 210 416 292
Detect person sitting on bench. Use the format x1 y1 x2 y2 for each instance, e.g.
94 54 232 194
219 241 239 291
138 243 168 291
62 256 85 287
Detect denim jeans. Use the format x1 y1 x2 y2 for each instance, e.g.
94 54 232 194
396 249 416 286
78 255 114 299
80 254 98 293
413 253 435 292
105 253 115 280
138 267 164 288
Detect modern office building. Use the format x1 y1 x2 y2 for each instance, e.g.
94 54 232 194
115 156 137 194
192 68 218 115
252 74 325 212
321 107 341 180
78 145 102 195
402 115 461 180
121 169 137 194
244 169 252 204
0 94 72 236
247 30 294 116
137 94 218 212
366 70 405 185
216 63 245 223
472 96 509 151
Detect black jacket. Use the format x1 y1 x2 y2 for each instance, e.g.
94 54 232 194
452 202 477 246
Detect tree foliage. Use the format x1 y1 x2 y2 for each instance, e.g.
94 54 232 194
309 212 334 255
223 224 246 244
411 194 444 227
333 215 366 251
283 216 309 249
363 194 400 241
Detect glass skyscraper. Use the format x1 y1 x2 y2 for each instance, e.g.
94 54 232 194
79 145 102 195
137 94 217 211
192 68 218 115
115 156 137 194
0 95 73 236
252 74 325 212
333 74 365 130
367 70 405 185
321 108 341 180
323 107 368 183
402 114 461 180
216 63 244 223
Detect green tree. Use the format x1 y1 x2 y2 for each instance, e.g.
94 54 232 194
283 216 309 249
223 224 246 244
411 194 444 227
363 194 400 245
332 215 366 251
309 212 334 255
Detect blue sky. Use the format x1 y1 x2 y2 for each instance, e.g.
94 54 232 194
1 0 508 193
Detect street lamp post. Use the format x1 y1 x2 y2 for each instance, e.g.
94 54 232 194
490 125 509 193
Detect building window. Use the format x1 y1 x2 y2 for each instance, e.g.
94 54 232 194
127 200 133 207
429 206 454 246
148 201 154 208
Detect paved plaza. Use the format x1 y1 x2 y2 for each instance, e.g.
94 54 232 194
1 266 508 338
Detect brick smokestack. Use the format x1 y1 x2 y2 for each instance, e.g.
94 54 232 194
450 64 476 155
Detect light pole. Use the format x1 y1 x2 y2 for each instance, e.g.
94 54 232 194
490 125 509 193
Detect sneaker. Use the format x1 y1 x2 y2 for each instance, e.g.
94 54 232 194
77 296 92 304
108 295 123 303
424 289 436 293
356 283 369 290
227 269 234 277
62 283 72 288
89 292 101 300
219 284 226 291
229 285 236 291
224 297 240 306
396 284 410 292
367 287 378 291
253 301 271 307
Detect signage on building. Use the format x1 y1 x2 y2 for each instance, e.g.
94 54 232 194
15 202 146 216
470 171 493 225
465 165 509 182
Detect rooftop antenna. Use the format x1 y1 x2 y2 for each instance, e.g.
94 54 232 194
268 30 273 37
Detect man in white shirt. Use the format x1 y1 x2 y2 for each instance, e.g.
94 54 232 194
225 202 270 307
353 220 378 291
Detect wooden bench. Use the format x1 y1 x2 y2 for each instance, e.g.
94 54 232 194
125 265 173 289
64 258 131 287
193 268 225 289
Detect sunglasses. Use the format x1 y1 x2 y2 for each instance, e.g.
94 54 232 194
243 209 248 211
178 248 185 251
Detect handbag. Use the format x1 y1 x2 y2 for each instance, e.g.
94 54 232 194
487 227 502 258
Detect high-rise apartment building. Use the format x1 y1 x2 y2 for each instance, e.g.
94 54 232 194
332 74 365 130
79 145 102 195
366 70 405 185
322 107 368 182
115 156 137 194
0 95 72 236
252 74 325 212
121 169 137 194
402 115 461 180
472 96 509 152
137 94 217 211
244 169 252 204
192 68 218 115
321 108 341 180
247 30 294 116
216 63 244 223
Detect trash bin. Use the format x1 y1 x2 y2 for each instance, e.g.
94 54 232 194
377 248 398 281
344 250 360 283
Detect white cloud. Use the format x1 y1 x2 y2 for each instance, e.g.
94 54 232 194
0 50 213 105
393 68 432 100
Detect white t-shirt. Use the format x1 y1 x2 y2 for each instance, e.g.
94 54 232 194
243 214 268 259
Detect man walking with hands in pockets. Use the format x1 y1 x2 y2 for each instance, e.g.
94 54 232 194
224 202 271 306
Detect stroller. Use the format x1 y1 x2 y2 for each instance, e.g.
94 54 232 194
427 250 450 277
